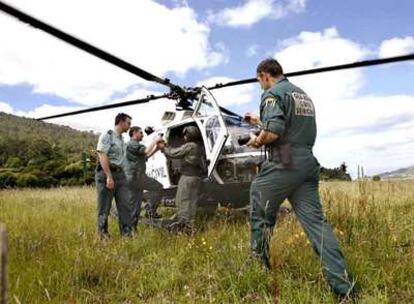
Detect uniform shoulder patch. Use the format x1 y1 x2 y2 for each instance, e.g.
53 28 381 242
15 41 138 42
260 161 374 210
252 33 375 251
292 92 315 117
264 96 278 107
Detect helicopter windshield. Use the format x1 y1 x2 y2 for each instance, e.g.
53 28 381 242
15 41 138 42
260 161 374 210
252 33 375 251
205 115 247 148
204 114 260 154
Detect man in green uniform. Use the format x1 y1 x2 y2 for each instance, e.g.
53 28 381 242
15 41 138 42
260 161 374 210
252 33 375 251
125 126 164 229
158 126 205 232
245 58 356 298
96 113 132 237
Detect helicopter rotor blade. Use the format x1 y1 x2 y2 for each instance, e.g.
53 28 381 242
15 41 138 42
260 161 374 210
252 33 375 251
218 106 242 118
37 93 169 120
0 1 182 92
207 54 414 90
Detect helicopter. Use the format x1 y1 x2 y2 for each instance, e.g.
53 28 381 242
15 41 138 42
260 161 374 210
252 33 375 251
1 1 413 210
141 87 263 209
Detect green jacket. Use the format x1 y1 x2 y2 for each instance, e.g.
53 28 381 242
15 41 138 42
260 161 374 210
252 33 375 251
163 142 204 176
125 139 146 174
261 78 317 168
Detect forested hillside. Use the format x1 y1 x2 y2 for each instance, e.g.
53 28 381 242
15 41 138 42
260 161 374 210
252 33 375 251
0 112 98 188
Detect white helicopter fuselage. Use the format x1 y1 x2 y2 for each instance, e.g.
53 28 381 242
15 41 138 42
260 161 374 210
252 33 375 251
142 87 263 208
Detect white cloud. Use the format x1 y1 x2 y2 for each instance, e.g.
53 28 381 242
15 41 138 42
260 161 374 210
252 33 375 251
0 101 13 113
197 77 256 106
0 0 226 105
208 0 306 28
275 27 369 101
271 28 414 176
2 75 253 134
379 36 414 58
8 87 176 133
314 94 414 175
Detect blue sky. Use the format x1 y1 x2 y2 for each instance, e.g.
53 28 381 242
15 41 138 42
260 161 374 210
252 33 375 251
0 0 413 176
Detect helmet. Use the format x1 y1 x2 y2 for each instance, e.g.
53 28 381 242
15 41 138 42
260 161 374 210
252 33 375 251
183 126 201 141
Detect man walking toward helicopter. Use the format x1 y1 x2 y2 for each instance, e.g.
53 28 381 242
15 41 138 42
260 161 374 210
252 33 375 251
244 58 357 299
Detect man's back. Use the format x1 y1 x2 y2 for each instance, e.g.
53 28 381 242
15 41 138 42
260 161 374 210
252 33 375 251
262 78 317 149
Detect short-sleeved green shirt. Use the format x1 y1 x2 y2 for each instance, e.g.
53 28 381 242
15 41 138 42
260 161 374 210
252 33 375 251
125 139 147 173
260 78 317 166
96 130 126 167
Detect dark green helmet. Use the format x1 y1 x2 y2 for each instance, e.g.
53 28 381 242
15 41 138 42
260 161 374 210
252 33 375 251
183 126 201 141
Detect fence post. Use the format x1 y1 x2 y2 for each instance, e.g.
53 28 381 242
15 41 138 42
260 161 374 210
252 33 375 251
0 224 7 304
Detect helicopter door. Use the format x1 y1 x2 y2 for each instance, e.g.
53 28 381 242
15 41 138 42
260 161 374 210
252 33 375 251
192 86 229 178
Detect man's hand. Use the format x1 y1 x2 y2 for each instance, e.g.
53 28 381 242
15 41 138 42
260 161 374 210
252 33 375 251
247 130 279 148
246 133 261 148
244 112 261 126
157 141 166 150
154 135 164 144
106 176 114 190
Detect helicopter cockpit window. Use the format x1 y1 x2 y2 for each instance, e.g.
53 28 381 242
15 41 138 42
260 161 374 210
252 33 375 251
194 94 218 118
192 87 229 179
205 116 221 150
224 116 245 127
205 116 247 148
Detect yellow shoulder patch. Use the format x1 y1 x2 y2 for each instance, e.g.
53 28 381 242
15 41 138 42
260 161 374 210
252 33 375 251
264 96 277 107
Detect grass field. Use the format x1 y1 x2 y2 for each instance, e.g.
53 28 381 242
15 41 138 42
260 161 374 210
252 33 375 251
0 181 413 303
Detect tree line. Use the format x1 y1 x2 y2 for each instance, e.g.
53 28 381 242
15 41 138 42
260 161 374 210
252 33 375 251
0 112 353 189
0 112 97 188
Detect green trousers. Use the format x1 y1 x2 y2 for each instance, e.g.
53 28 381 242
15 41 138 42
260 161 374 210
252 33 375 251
96 169 132 236
250 157 354 296
127 172 163 228
174 175 201 224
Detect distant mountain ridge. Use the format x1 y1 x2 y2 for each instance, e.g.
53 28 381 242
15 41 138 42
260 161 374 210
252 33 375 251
378 165 414 180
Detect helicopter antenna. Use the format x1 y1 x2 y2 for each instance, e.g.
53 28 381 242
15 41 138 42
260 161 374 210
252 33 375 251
207 54 414 90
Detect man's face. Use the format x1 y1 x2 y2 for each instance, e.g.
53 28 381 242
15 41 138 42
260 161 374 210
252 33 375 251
133 129 144 141
256 72 272 90
121 118 132 133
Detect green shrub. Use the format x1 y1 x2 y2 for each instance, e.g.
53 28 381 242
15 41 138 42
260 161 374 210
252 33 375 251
5 156 22 168
16 173 40 187
0 171 17 188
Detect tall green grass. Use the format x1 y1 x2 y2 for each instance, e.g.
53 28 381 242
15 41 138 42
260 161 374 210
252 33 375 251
0 181 413 303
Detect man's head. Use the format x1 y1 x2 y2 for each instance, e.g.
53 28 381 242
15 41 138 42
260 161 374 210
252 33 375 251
183 126 201 142
129 126 143 141
256 58 284 90
115 113 132 133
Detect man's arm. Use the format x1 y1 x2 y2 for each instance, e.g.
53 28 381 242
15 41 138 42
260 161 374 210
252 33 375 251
247 130 279 148
146 143 159 158
144 141 157 156
244 112 263 127
96 132 114 189
144 135 164 158
98 152 114 190
247 94 285 148
161 143 192 159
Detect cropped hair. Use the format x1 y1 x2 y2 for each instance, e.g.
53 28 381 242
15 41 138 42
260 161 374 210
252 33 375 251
115 113 132 125
256 58 284 77
129 126 142 138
